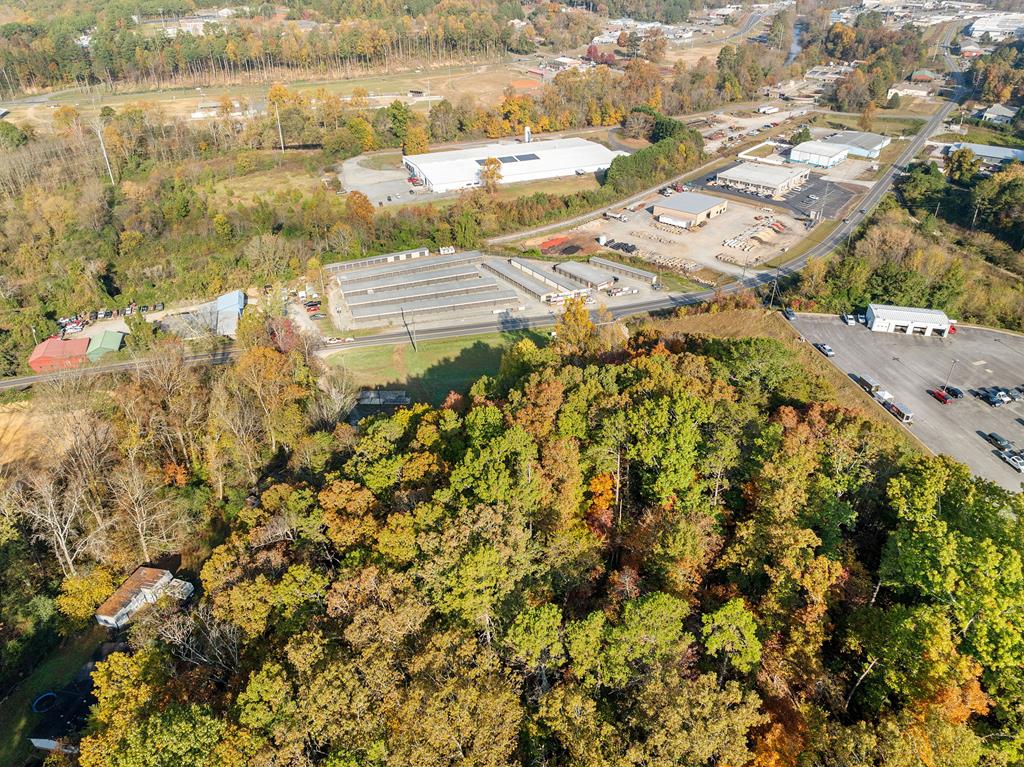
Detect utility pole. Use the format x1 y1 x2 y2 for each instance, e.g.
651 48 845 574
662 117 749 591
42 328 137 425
275 102 285 154
95 121 116 185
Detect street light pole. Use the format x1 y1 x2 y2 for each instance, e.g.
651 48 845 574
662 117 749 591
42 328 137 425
942 358 958 393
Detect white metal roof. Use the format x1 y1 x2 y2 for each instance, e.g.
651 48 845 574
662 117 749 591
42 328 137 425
791 140 849 159
951 142 1024 163
653 191 725 215
555 261 615 286
403 138 625 188
823 130 889 152
868 303 950 324
717 162 808 188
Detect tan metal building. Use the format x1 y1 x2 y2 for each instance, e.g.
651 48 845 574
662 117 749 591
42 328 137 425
652 191 728 229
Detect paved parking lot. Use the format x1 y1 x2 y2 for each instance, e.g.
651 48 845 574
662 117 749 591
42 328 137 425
794 313 1024 492
694 165 858 219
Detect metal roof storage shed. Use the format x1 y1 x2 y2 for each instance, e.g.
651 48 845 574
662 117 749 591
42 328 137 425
866 304 955 337
651 191 727 229
86 330 125 363
553 261 615 289
28 337 90 373
821 130 891 159
789 140 849 168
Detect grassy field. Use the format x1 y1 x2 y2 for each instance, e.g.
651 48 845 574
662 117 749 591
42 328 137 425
811 113 925 137
208 163 326 204
934 124 1024 149
360 152 404 170
12 59 529 133
328 330 549 403
0 626 106 767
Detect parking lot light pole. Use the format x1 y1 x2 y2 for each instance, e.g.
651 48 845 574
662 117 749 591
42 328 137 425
943 358 958 393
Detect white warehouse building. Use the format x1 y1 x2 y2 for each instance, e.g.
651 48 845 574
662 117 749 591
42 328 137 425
866 304 955 337
403 137 626 193
790 140 850 168
822 130 891 159
715 162 810 197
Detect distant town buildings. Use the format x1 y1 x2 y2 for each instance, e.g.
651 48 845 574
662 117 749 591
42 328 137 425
968 12 1024 41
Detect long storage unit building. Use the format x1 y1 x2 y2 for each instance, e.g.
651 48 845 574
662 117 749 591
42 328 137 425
553 261 615 289
589 256 659 286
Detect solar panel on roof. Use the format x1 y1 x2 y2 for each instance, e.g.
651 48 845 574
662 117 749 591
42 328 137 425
515 153 540 161
498 156 518 163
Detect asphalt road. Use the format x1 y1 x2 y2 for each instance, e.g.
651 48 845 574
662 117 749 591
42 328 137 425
0 40 962 392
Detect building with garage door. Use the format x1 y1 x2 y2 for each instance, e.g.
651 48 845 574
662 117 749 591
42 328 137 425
821 130 891 159
789 140 849 168
715 162 809 197
403 137 626 193
651 191 727 229
866 304 955 337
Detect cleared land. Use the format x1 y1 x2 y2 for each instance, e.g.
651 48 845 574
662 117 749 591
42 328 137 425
934 124 1024 149
0 402 54 465
328 330 547 403
810 113 926 137
9 60 530 133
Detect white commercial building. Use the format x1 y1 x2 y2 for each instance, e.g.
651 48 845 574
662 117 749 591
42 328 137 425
866 304 955 337
715 162 809 197
403 137 626 193
980 103 1017 125
789 140 849 168
968 13 1024 41
651 191 728 228
822 130 891 159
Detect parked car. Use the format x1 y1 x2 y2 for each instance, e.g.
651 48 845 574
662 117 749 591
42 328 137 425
987 433 1012 451
984 393 1005 407
310 313 326 320
841 313 855 325
782 307 796 321
303 300 321 308
814 343 835 357
999 450 1024 473
154 302 164 311
941 385 964 399
139 305 149 313
306 305 322 314
929 389 951 404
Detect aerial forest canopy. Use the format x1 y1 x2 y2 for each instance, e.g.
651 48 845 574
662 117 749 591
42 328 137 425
27 306 1024 765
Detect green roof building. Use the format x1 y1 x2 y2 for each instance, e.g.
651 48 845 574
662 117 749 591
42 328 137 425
86 330 125 362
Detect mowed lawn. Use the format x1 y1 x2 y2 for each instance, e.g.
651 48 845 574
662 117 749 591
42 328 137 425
328 330 548 403
0 626 106 767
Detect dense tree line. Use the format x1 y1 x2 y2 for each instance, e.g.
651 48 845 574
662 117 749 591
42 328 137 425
0 0 534 94
793 197 1024 330
10 303 1023 764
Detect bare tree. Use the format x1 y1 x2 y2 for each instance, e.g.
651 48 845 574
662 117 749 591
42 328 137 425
4 468 107 577
108 465 185 562
156 603 241 679
308 365 358 429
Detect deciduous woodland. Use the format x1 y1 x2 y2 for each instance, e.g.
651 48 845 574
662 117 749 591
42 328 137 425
6 304 1023 765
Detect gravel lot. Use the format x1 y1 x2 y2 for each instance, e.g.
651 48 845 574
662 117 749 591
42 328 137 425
793 313 1024 492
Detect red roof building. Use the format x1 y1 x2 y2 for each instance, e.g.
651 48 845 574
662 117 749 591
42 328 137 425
28 337 89 373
